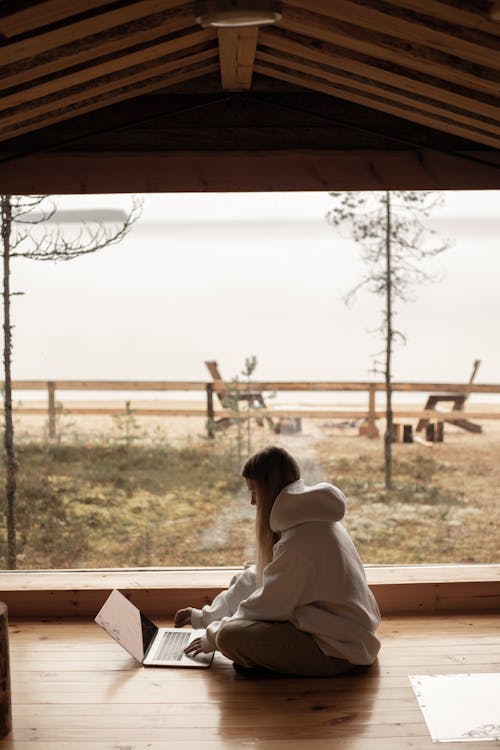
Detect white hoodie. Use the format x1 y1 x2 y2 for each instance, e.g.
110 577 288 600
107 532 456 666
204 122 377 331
191 479 381 664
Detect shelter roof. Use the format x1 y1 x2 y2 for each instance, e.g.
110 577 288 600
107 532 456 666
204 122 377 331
1 0 499 192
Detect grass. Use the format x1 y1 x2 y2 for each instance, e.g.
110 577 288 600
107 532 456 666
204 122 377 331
315 436 499 565
2 441 250 569
1 424 499 569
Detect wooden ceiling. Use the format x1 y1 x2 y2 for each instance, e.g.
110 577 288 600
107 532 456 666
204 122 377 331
0 0 499 193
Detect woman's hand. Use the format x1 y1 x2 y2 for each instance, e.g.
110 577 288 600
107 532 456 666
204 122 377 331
174 607 192 628
184 637 204 658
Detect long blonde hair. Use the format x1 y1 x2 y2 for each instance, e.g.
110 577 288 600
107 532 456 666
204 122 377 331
242 446 300 584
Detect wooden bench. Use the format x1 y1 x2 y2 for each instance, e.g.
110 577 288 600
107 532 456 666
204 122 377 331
205 360 275 433
416 360 483 434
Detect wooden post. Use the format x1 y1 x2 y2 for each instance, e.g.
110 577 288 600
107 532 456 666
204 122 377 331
367 384 377 438
206 383 215 439
47 381 56 439
0 602 12 738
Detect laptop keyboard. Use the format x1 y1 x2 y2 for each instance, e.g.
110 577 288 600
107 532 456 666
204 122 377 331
155 630 192 661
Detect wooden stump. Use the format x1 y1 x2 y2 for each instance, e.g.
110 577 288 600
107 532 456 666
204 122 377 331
391 423 402 443
403 424 413 443
425 422 444 443
0 602 12 738
426 423 436 442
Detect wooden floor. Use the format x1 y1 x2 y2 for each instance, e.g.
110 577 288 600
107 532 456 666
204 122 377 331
2 613 500 749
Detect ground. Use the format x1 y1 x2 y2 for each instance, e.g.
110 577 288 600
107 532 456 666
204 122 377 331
2 408 499 568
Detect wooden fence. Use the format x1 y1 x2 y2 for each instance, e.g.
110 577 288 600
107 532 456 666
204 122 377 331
5 379 500 439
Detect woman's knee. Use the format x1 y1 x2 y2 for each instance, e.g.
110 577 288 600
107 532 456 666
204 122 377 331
215 620 244 656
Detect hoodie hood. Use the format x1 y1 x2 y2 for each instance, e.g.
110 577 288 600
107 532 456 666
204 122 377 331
270 479 346 532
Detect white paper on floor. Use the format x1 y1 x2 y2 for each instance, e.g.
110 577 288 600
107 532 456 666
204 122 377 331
410 673 500 742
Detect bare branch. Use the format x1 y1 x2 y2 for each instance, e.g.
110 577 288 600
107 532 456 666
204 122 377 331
0 192 143 567
13 197 143 261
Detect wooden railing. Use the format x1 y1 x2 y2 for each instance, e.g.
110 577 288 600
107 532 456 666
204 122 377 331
5 379 500 439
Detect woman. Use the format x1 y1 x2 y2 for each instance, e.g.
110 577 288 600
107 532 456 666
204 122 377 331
175 445 380 676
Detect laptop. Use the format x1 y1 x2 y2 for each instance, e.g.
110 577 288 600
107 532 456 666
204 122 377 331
95 589 214 668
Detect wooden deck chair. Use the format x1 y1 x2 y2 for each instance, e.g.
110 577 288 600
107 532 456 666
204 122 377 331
416 360 482 434
205 361 275 431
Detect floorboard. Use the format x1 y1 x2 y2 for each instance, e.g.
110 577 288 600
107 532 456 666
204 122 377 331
1 613 500 749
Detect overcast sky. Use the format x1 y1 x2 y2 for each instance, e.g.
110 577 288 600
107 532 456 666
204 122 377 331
8 190 500 396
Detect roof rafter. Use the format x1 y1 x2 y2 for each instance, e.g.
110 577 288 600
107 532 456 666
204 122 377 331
259 28 500 122
254 61 500 148
280 6 500 96
0 0 498 182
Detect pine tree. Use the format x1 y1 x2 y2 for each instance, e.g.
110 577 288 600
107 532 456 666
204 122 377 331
327 191 450 489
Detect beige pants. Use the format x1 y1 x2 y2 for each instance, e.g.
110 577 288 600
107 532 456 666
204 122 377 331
216 619 355 677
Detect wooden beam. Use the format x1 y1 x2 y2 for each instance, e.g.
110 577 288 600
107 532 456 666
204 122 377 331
1 565 500 617
280 6 499 97
256 50 500 142
254 62 500 149
217 27 258 90
0 6 200 93
9 380 207 391
0 30 215 111
0 55 220 141
256 52 500 146
10 405 500 421
1 149 499 193
0 0 189 67
12 406 210 417
387 0 500 35
7 380 500 393
259 28 500 125
218 28 239 89
286 0 500 69
0 0 113 37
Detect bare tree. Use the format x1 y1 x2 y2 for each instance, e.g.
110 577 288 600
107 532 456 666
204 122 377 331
1 194 142 568
326 190 450 490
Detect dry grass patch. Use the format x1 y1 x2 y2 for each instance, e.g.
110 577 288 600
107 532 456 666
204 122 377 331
1 423 499 568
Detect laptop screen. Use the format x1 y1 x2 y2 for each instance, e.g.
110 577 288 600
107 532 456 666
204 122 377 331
95 589 158 663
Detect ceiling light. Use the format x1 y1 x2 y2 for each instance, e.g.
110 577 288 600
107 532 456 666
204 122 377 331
195 0 282 28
